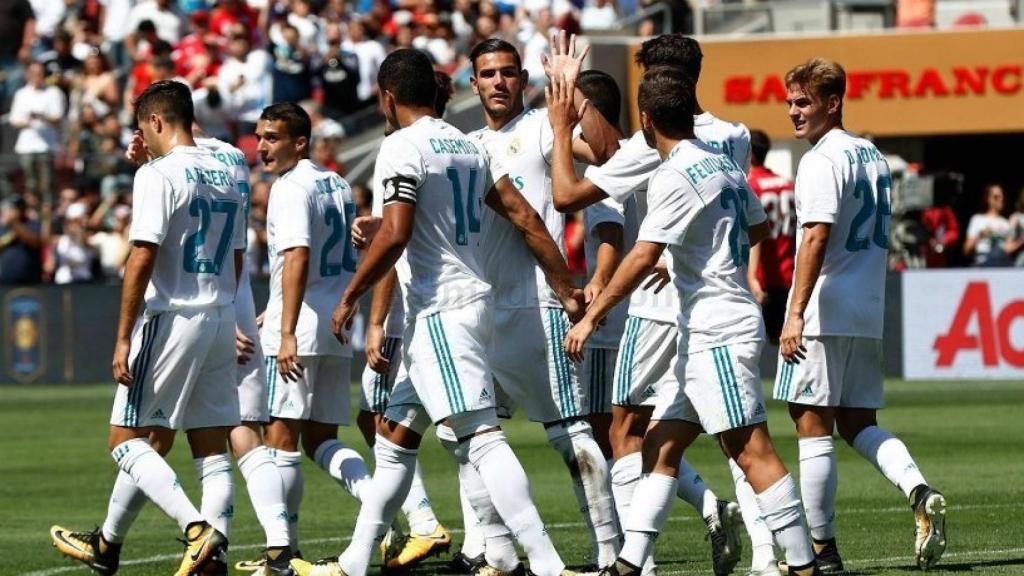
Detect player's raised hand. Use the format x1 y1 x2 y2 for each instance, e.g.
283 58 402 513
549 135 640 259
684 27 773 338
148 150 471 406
642 259 671 293
235 327 255 365
112 338 133 386
331 298 358 344
779 314 807 364
546 73 590 136
351 215 382 250
277 334 305 382
564 316 596 363
541 30 590 86
365 323 390 374
125 130 149 166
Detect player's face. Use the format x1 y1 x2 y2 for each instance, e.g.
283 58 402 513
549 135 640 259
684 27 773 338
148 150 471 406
137 113 165 158
256 119 303 175
471 51 526 121
786 83 838 144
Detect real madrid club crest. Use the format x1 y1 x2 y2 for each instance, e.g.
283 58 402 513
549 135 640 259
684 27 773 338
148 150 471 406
507 136 523 157
4 290 45 382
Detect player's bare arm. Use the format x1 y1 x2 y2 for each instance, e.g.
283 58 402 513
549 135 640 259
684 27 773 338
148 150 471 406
780 221 830 363
586 221 623 305
278 247 309 382
565 240 665 362
332 202 415 341
112 242 158 385
365 269 398 374
547 75 608 212
485 175 585 321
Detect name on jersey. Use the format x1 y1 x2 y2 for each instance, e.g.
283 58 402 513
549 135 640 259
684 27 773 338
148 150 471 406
843 145 885 166
184 167 233 187
681 154 743 186
212 150 246 167
429 137 480 156
315 175 347 195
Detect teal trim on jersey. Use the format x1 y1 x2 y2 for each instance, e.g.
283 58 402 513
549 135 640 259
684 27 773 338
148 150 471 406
427 315 465 413
721 347 745 426
266 357 278 417
712 347 739 429
125 315 160 427
615 317 642 405
548 310 577 419
546 309 567 417
777 361 793 401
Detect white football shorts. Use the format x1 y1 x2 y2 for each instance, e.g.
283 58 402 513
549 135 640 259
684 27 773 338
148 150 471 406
773 336 884 409
612 316 676 408
580 346 616 415
359 336 404 414
235 288 268 423
266 355 352 425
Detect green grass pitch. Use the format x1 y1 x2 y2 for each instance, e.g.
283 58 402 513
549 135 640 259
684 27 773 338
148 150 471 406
4 380 1023 575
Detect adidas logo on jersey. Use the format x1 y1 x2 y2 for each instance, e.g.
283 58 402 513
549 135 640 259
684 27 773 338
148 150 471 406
150 408 167 420
479 388 492 402
802 384 814 397
754 403 766 417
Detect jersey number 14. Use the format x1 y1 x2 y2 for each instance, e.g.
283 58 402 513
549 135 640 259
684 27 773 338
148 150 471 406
447 167 481 246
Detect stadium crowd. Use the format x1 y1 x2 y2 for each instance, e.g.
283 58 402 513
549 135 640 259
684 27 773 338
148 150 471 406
0 0 636 285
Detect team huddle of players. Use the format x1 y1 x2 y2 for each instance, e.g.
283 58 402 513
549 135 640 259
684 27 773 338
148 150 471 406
48 31 948 576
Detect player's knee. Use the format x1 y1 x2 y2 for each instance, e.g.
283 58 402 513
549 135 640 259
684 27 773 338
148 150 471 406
356 410 378 446
446 408 500 440
836 412 876 446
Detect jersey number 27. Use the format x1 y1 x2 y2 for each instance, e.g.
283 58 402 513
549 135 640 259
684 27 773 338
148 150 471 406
184 196 237 275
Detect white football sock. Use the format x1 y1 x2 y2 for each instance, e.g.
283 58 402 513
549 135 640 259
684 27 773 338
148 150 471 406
465 431 564 576
458 479 485 559
676 457 717 519
619 473 675 569
798 436 838 541
611 452 656 574
852 426 928 499
338 435 417 576
272 449 304 549
401 460 440 536
111 438 203 532
101 471 147 544
194 454 234 538
238 446 290 548
547 421 620 567
729 459 776 571
755 474 814 569
313 439 372 501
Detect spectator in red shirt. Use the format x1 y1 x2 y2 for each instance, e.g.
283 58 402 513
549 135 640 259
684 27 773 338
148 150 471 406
746 129 796 343
209 0 260 43
173 10 219 86
920 183 960 268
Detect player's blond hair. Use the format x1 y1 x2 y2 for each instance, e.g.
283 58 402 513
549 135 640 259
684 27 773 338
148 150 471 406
785 58 846 110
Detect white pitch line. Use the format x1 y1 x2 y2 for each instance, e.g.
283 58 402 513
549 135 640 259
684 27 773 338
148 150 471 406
29 504 1022 575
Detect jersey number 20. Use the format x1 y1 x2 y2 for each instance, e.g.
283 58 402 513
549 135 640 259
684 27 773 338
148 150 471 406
321 203 358 277
447 167 481 246
720 186 751 267
184 196 237 275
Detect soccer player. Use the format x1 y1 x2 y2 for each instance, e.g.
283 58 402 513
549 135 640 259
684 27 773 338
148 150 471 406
256 102 372 554
467 38 619 570
353 71 457 573
50 80 244 575
563 65 819 576
746 129 796 344
288 48 580 576
547 34 774 576
775 58 947 572
52 122 295 575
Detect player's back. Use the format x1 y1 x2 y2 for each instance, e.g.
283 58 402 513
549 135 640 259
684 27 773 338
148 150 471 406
651 140 765 352
197 137 256 288
379 116 491 318
132 146 244 311
264 159 356 355
796 129 890 339
472 108 562 309
694 112 751 171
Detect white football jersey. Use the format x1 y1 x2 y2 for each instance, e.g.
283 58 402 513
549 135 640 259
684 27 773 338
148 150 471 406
378 116 496 319
197 137 255 312
262 159 356 356
582 195 635 349
472 108 564 310
637 140 767 353
584 115 752 323
129 146 245 311
371 151 408 337
790 128 891 339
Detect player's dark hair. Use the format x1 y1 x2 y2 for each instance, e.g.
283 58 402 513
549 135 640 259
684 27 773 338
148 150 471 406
576 70 621 129
377 49 437 109
434 70 454 117
469 38 522 73
259 102 312 141
750 129 771 166
634 33 702 81
134 80 194 128
638 66 695 139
